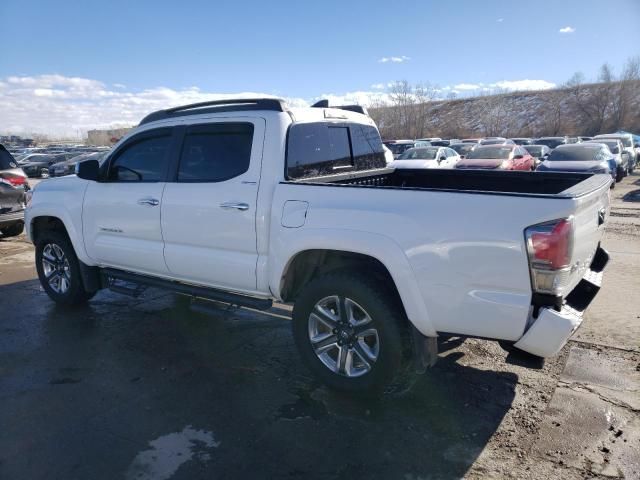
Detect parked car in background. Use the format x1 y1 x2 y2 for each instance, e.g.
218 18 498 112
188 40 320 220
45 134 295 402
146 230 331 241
414 140 433 147
456 145 535 170
583 139 629 181
416 137 441 143
536 144 616 185
593 133 636 173
449 142 476 159
535 137 567 149
479 138 515 146
48 151 107 177
0 145 29 237
577 136 593 142
510 138 534 145
461 138 482 143
20 153 75 178
523 145 552 169
389 146 460 169
383 140 416 159
383 145 394 165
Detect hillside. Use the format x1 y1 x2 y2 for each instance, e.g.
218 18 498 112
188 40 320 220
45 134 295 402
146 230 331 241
369 80 640 139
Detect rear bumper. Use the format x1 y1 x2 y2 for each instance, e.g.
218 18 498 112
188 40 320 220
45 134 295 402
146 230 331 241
514 247 609 357
0 210 25 229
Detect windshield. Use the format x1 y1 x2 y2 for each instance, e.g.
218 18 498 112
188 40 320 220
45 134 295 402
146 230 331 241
450 144 474 155
588 141 619 154
398 147 439 160
598 137 632 147
466 146 512 160
387 143 414 155
548 147 600 161
524 146 543 156
536 138 565 148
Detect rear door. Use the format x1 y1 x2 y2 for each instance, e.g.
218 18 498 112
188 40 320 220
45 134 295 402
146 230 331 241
82 127 178 275
161 119 265 293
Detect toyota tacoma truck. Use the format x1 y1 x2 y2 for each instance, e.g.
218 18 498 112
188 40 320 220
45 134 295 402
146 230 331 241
25 98 611 392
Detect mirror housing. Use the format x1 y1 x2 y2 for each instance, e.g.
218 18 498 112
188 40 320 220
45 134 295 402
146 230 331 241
76 159 99 181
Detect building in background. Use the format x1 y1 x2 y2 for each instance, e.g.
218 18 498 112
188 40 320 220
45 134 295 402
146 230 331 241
87 127 132 146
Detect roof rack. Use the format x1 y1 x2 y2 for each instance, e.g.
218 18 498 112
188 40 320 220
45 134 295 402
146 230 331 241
139 98 286 125
311 100 368 116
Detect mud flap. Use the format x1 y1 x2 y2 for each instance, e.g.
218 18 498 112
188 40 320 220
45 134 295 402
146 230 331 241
411 326 438 374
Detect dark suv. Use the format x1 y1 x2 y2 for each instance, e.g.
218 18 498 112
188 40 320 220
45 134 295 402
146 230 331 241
0 145 29 237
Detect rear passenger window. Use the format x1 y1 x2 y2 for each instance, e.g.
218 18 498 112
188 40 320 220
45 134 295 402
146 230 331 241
287 122 385 180
178 123 253 182
108 130 172 182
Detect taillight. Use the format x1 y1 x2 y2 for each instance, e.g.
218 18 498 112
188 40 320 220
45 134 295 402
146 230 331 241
525 218 573 295
0 173 26 187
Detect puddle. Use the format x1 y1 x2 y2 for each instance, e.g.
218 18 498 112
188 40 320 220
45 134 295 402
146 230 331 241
125 425 220 480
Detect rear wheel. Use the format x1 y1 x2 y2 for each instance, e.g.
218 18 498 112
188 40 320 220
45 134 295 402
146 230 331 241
1 222 24 237
292 271 410 393
616 166 624 182
35 231 95 305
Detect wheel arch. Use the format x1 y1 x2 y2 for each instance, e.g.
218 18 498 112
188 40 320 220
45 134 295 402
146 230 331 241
270 231 436 337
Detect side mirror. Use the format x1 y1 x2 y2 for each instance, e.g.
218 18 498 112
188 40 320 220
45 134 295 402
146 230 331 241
438 156 446 162
76 159 99 181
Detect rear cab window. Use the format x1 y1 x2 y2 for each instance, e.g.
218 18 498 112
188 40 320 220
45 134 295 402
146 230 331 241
286 122 386 180
0 146 18 169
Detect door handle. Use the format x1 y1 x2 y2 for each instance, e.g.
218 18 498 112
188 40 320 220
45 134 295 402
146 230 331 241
220 202 249 211
137 198 159 206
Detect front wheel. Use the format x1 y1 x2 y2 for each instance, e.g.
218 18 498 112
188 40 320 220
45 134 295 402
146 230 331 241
616 167 624 182
35 231 95 305
292 271 410 393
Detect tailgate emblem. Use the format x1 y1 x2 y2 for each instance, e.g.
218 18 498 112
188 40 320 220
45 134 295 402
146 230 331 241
598 208 606 226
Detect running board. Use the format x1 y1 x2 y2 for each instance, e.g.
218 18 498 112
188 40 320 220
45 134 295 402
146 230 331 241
101 268 273 311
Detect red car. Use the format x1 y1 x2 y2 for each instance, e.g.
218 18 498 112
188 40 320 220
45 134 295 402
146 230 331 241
455 145 535 171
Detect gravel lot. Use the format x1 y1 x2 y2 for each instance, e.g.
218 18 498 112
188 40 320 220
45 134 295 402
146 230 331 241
0 174 638 480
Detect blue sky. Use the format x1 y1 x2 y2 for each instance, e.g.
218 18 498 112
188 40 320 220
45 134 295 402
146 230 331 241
1 0 639 136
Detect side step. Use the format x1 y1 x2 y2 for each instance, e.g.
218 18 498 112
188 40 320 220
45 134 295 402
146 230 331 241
101 268 273 311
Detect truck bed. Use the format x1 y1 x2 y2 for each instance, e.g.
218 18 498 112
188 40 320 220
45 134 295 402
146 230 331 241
296 167 609 198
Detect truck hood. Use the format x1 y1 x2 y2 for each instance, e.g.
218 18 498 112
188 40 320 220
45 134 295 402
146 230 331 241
456 158 504 169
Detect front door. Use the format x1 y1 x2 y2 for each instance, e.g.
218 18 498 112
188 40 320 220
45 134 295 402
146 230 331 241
82 127 177 275
161 119 265 293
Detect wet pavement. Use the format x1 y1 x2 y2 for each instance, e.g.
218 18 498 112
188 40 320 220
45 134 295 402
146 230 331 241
0 173 639 479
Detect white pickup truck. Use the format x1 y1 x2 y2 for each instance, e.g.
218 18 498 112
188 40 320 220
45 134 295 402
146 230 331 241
25 99 611 392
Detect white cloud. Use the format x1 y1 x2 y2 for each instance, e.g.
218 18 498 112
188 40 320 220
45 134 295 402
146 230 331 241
113 83 126 89
559 26 575 33
497 18 504 22
453 83 481 91
0 74 558 138
378 56 410 64
491 79 556 91
0 74 309 138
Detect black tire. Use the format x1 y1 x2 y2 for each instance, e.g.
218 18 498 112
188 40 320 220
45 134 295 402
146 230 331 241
616 167 624 182
1 222 24 237
35 230 96 306
292 271 411 394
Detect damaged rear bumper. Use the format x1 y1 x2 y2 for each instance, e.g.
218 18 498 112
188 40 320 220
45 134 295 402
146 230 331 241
514 247 609 357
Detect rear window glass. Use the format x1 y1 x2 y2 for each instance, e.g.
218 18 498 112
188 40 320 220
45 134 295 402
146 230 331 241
548 147 600 161
466 147 513 159
0 146 18 169
287 122 385 180
398 147 439 160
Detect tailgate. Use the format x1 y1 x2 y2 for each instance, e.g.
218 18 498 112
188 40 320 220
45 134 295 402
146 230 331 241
565 175 610 294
